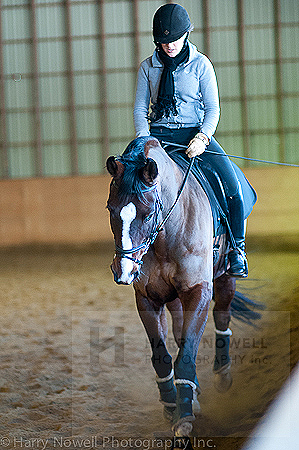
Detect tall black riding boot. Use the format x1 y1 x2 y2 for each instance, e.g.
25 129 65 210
227 195 248 278
227 240 248 278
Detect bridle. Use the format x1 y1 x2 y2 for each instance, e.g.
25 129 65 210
114 183 163 265
114 157 195 266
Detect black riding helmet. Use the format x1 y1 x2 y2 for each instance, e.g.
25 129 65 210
153 3 192 44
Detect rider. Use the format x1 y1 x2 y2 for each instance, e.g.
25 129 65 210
133 3 248 278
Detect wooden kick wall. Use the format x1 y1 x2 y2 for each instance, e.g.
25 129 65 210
0 167 298 248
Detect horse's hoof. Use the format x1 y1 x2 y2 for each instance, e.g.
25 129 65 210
172 416 195 437
193 397 201 414
213 363 232 392
175 421 193 437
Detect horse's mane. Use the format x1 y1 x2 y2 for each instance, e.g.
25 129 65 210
117 136 153 203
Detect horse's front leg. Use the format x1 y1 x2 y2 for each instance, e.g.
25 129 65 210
213 273 236 392
135 291 177 420
173 281 212 436
166 298 184 347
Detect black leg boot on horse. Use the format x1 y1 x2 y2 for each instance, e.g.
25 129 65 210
226 193 248 278
151 336 178 422
213 329 233 392
135 295 178 422
172 380 198 436
156 369 177 421
172 325 203 437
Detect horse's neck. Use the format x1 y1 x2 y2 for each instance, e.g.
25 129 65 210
148 146 212 247
149 147 196 233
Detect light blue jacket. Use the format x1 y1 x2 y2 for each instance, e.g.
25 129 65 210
133 42 220 140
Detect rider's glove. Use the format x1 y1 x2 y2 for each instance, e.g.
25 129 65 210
185 132 210 158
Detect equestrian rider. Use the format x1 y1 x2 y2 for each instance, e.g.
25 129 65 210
133 3 248 278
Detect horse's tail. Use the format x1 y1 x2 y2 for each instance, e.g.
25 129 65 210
231 291 265 327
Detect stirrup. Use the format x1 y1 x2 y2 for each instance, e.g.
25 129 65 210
226 246 248 278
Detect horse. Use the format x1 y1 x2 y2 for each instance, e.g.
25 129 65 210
106 136 257 438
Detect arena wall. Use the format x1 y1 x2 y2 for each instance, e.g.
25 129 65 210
0 167 298 248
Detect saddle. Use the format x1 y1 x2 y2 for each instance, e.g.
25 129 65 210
165 149 257 241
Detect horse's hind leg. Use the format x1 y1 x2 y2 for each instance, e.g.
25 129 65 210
213 274 236 392
135 292 177 420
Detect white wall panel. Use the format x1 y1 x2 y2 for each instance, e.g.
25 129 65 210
74 74 101 106
210 29 239 63
106 71 135 104
245 27 275 61
216 66 240 97
9 146 34 178
282 62 299 93
246 64 277 96
105 36 134 69
78 143 102 175
248 99 278 130
70 3 98 37
250 134 280 167
42 144 71 177
108 106 134 139
218 100 243 133
3 43 32 75
41 111 70 140
72 38 99 71
38 41 68 72
2 7 31 40
5 78 33 109
104 1 133 35
211 0 237 27
7 112 34 142
244 0 274 25
36 5 65 38
39 76 69 108
76 109 101 140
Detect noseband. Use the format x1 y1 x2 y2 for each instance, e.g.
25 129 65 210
114 157 194 266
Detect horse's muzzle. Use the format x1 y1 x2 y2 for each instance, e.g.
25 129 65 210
110 257 139 285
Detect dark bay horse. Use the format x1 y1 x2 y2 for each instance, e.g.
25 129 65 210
106 137 251 437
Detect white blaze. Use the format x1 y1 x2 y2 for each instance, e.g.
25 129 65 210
119 202 136 283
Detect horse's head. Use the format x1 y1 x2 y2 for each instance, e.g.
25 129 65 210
106 138 162 285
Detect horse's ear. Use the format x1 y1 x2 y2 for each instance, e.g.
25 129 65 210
142 158 158 184
106 156 124 178
144 138 161 158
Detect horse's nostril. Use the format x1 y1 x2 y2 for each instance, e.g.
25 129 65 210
111 266 123 284
113 272 119 283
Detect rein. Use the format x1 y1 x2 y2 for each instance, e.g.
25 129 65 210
161 141 299 168
115 157 195 265
154 156 195 235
